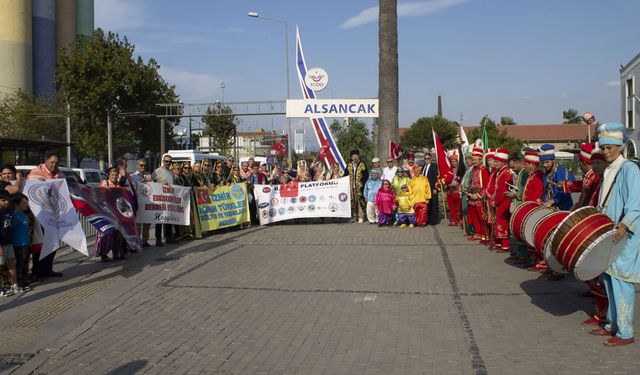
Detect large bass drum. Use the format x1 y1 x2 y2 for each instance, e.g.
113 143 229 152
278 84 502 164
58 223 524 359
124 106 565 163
549 206 626 281
510 202 543 243
536 211 570 274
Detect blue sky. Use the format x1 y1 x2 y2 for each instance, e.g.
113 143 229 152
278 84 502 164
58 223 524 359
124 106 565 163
96 0 640 148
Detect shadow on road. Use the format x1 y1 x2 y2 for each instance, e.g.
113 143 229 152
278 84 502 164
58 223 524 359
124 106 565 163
520 276 593 316
105 359 148 375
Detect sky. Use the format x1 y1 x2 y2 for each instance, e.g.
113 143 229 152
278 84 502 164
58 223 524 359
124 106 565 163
95 0 640 150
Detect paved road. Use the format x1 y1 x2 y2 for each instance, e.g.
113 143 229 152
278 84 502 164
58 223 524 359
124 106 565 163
1 222 639 375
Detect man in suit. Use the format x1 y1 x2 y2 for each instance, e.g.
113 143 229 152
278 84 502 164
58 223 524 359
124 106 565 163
422 154 440 225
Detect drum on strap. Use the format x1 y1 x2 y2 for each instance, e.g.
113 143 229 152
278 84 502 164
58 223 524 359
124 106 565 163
510 202 543 243
536 211 570 274
549 206 626 281
523 206 554 248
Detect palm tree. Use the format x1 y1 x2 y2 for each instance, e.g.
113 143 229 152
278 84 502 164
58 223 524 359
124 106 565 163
378 0 398 159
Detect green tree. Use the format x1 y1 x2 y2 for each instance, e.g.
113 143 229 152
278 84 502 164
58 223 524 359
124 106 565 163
0 90 64 141
562 108 583 124
56 28 179 166
329 118 374 165
500 116 516 125
399 116 457 151
466 115 524 152
377 0 398 160
202 102 236 154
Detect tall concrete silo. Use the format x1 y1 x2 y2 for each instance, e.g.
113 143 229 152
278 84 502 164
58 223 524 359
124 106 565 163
56 0 76 54
76 0 94 40
0 0 33 95
33 0 56 99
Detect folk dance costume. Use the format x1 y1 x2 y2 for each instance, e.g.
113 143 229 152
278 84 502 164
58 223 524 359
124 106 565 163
374 180 396 226
483 149 498 247
539 144 575 211
446 152 463 226
345 150 368 222
561 143 599 210
522 152 545 265
594 123 640 346
492 149 513 252
466 147 489 242
511 149 531 261
460 154 475 235
410 167 431 226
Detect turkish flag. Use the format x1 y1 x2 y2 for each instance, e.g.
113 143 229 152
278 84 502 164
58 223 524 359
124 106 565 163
272 139 287 157
432 130 454 185
389 141 403 160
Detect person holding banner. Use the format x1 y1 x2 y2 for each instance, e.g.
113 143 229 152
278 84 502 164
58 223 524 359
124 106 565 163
329 162 343 180
131 159 151 247
27 152 64 278
152 155 176 247
212 161 227 187
227 165 245 185
96 168 129 261
248 163 269 225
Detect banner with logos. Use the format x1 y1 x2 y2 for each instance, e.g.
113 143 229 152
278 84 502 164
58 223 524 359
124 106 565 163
136 182 191 225
24 179 88 258
196 184 249 231
68 183 140 250
254 176 352 225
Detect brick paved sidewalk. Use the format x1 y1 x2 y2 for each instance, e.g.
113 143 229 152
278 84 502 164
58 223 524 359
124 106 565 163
1 222 639 374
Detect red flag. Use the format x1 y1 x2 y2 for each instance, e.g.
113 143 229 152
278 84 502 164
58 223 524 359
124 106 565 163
432 130 454 184
389 141 403 160
272 139 287 157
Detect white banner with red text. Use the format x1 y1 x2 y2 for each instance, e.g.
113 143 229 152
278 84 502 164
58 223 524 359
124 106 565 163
136 182 191 225
254 177 352 225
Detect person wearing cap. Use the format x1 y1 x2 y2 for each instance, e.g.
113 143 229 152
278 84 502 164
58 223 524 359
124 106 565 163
491 148 514 252
371 157 381 170
589 123 640 346
383 157 398 182
363 169 383 224
520 151 547 270
344 149 368 223
559 143 597 210
466 147 490 242
445 152 463 226
410 164 431 226
539 144 575 210
504 148 532 264
396 184 416 228
403 152 417 177
483 149 498 247
460 150 476 235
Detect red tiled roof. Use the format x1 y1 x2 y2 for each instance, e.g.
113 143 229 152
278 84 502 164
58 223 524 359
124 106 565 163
399 124 595 142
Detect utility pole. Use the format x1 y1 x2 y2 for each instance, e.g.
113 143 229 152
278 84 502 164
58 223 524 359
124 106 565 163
66 103 72 167
107 112 113 167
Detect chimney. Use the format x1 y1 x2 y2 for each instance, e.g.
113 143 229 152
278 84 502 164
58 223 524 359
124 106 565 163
437 95 442 117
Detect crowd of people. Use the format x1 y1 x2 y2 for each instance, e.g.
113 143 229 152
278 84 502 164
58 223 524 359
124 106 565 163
1 124 638 348
437 122 638 347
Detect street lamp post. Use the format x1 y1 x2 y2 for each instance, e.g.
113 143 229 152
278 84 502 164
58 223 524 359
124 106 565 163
248 11 292 167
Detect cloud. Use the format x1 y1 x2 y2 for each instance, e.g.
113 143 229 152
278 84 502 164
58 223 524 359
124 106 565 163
605 80 621 88
560 92 568 99
95 0 149 30
340 0 468 29
160 67 222 101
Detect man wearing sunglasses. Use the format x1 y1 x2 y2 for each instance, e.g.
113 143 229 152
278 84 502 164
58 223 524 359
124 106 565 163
131 159 152 247
383 158 398 183
152 155 176 246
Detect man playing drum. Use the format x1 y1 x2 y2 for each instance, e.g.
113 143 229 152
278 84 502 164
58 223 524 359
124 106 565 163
492 148 513 252
589 123 640 346
505 148 532 263
539 144 575 211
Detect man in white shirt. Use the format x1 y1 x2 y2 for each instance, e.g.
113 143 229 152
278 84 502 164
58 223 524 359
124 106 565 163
383 158 398 182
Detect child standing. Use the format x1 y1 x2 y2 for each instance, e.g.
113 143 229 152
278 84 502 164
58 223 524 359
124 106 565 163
396 184 416 228
11 194 31 292
0 190 17 296
363 169 383 224
410 166 432 226
374 179 396 227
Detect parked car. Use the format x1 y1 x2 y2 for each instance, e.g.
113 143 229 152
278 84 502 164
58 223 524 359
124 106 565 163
16 165 84 184
72 168 106 187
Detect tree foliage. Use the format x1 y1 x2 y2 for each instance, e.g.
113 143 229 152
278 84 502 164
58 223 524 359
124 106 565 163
0 90 64 140
202 102 236 154
399 116 457 151
562 108 583 124
329 118 374 164
500 116 516 125
56 28 179 166
466 115 524 153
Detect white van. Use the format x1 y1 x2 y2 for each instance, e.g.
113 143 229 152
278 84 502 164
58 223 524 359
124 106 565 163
72 168 107 187
164 150 226 167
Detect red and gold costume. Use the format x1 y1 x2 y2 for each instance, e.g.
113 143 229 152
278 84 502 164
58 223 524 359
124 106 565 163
522 169 544 203
493 164 514 250
467 163 489 241
483 165 497 246
446 157 462 226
